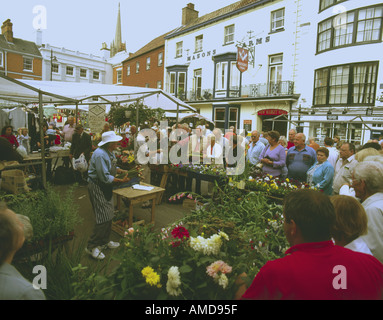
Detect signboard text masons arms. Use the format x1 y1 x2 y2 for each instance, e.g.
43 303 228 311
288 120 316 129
187 49 216 61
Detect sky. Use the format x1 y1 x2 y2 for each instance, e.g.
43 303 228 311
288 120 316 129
1 0 239 57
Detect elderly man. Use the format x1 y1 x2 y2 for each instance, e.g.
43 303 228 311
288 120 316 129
332 142 358 195
246 130 265 166
0 203 46 299
286 133 316 182
241 189 383 300
287 129 296 149
62 116 75 143
351 161 383 263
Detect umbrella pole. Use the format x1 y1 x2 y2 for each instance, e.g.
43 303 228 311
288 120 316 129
39 91 47 189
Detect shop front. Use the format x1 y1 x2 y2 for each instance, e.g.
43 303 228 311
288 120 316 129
297 115 383 146
258 109 288 135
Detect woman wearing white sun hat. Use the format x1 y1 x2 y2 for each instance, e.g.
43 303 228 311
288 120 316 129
86 131 130 260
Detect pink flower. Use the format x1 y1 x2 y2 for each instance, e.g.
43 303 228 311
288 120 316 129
206 260 232 278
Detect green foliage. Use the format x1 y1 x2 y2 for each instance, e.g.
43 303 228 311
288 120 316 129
1 185 82 243
180 184 288 277
14 238 113 300
108 102 165 128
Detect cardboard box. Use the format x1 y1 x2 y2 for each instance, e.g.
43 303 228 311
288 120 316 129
1 169 30 194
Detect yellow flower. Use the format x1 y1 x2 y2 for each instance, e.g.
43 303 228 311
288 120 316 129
145 272 160 286
141 266 155 277
142 266 161 287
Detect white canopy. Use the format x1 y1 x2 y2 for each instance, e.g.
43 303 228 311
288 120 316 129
0 75 196 112
0 75 196 189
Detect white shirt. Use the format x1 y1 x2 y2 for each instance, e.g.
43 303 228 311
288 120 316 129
333 154 358 194
206 143 223 164
361 192 383 263
326 146 339 168
345 237 373 255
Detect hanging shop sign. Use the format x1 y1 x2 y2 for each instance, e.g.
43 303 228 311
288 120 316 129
243 119 252 132
257 109 288 116
236 47 249 73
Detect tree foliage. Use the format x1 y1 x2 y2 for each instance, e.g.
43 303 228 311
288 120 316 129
108 102 165 128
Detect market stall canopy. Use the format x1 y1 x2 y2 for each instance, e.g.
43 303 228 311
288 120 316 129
54 105 94 112
0 75 196 112
178 113 214 125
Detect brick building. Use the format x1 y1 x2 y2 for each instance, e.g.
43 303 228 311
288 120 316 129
121 31 173 89
0 19 42 80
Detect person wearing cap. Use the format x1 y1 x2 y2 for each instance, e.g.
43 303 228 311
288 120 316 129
70 124 92 185
86 131 130 260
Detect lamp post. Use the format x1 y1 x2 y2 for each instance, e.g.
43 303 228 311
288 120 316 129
50 49 57 81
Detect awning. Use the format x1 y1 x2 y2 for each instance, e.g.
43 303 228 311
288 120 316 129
0 75 196 189
0 75 196 112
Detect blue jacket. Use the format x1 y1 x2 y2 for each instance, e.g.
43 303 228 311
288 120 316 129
308 160 334 195
286 145 317 181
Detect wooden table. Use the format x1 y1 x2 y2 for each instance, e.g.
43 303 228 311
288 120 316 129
113 183 165 228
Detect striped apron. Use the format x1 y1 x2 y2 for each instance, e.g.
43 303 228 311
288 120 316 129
88 157 117 225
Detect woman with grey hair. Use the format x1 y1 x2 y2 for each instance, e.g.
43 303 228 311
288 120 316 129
350 161 383 263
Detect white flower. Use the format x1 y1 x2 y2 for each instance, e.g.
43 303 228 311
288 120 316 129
190 234 223 255
217 274 229 289
166 266 182 297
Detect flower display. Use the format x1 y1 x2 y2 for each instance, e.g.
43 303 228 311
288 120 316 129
82 184 288 300
246 173 317 197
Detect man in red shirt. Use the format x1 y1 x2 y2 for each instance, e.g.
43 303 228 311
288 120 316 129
241 189 383 300
287 129 296 149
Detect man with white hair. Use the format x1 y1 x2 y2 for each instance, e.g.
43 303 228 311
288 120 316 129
246 130 265 166
351 161 383 263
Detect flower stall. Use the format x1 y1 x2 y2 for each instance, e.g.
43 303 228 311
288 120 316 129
67 183 289 300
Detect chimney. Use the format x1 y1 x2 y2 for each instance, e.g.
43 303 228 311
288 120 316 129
35 29 42 47
100 42 111 60
182 3 198 26
1 19 14 43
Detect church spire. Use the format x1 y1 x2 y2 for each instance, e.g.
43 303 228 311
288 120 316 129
110 2 126 58
114 3 122 49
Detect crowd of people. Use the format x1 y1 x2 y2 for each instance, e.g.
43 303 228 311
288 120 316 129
1 118 383 299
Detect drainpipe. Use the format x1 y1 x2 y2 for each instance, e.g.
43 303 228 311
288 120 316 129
4 51 7 76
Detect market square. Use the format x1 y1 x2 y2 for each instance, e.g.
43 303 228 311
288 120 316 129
0 0 383 301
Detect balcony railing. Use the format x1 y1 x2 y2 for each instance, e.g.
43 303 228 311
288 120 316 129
180 81 294 102
242 81 294 98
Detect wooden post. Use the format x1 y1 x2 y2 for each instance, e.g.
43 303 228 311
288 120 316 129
38 91 47 189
